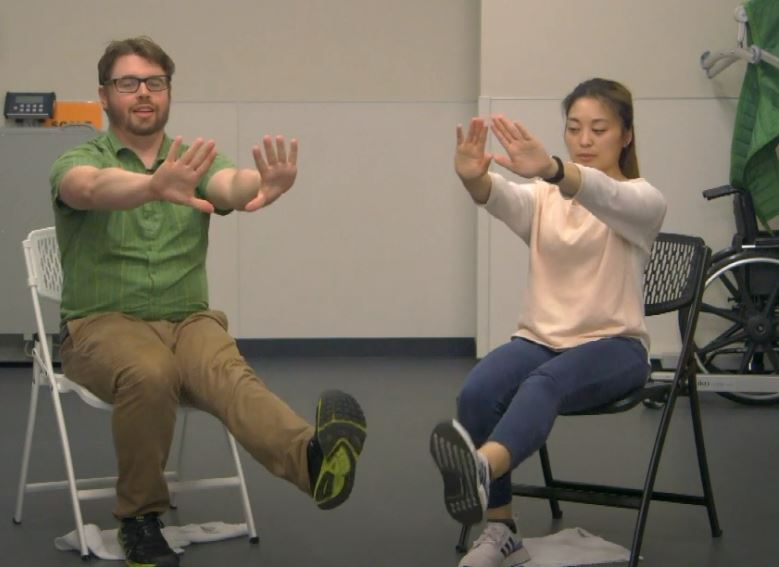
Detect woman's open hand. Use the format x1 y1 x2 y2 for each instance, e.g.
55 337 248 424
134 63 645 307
455 118 493 182
490 115 556 179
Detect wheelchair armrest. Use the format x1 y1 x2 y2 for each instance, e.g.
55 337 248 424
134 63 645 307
744 235 779 249
702 185 739 200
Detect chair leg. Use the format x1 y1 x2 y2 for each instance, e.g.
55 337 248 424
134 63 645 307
628 384 682 567
225 429 259 543
539 444 562 519
168 410 191 510
13 365 42 524
456 524 470 553
49 376 90 559
688 383 722 537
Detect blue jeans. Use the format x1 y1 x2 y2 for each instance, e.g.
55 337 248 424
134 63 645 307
457 336 649 509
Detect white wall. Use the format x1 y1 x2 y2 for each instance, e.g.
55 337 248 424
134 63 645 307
1 0 760 344
0 0 480 339
480 0 745 98
169 101 476 337
477 0 751 356
0 0 479 102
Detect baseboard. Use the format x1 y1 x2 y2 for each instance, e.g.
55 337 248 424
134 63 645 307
236 337 476 357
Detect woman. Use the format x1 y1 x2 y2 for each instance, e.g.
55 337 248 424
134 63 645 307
430 78 667 567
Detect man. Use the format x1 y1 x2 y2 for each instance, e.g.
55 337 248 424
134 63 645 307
50 36 366 567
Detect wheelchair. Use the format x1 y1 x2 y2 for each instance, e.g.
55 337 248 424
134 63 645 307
678 185 779 406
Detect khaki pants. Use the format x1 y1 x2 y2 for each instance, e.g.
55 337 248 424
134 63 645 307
59 310 314 518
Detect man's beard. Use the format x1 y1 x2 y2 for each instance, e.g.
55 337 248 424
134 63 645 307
106 100 169 136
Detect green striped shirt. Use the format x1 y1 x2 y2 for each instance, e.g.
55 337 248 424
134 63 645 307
49 130 234 322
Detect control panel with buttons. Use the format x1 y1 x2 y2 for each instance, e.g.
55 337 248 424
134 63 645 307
4 92 56 120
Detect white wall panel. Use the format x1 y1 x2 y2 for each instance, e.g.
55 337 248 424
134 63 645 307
233 102 477 337
0 0 479 102
480 0 746 99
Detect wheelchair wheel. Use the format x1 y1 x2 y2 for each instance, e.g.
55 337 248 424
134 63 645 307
679 253 779 406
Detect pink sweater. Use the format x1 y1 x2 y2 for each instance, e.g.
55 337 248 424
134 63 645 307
483 165 667 351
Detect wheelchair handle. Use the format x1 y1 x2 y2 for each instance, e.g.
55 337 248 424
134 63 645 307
702 185 741 200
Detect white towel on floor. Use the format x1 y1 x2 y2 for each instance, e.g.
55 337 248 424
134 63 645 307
522 527 631 567
54 522 248 560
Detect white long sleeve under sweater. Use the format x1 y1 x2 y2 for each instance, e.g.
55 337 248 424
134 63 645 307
483 165 667 351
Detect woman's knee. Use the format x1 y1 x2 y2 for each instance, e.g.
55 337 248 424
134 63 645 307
518 373 564 414
489 375 561 465
456 377 502 433
458 376 489 411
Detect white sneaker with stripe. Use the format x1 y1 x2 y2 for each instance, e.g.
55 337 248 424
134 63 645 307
458 521 531 567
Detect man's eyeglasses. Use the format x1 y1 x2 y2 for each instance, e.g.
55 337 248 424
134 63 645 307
104 75 171 93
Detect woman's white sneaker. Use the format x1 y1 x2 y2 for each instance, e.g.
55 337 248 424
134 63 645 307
458 521 531 567
430 419 490 526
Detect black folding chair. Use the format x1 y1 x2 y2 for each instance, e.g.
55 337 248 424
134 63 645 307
456 232 722 566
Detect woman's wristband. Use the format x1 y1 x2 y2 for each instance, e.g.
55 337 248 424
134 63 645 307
542 155 565 184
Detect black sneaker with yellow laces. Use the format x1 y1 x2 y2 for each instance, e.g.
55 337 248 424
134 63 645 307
118 513 179 567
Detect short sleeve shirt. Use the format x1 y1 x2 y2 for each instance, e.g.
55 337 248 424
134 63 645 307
49 130 234 322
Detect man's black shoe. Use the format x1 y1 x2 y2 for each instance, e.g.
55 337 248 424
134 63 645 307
310 390 367 510
118 513 179 567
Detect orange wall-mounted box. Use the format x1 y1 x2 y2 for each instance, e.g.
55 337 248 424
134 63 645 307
43 101 103 129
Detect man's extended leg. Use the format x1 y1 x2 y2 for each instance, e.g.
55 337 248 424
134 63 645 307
174 310 366 508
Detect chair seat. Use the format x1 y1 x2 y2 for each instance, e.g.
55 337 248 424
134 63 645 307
562 381 670 416
55 373 112 411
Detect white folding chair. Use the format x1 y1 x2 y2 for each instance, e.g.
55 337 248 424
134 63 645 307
14 227 258 559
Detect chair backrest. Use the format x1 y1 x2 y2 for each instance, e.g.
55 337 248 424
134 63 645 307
22 226 62 377
23 227 113 409
24 227 62 302
643 233 710 317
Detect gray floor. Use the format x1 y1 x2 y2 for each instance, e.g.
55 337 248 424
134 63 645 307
1 355 777 566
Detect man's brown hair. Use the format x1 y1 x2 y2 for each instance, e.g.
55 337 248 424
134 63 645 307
98 36 175 85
